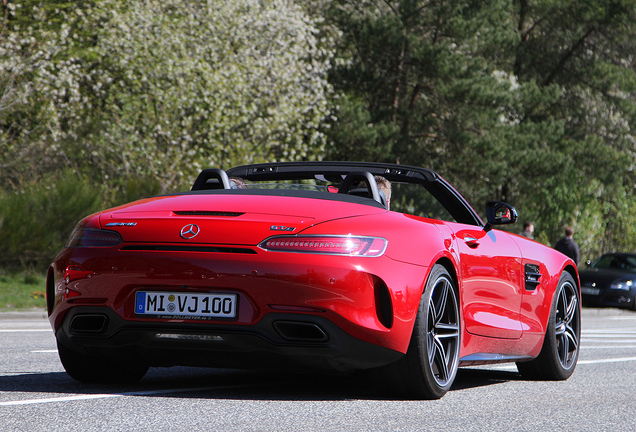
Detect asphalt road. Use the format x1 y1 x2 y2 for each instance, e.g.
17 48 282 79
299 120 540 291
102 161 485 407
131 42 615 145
1 307 635 431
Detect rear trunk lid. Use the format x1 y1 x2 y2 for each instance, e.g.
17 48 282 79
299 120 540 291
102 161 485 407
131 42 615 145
99 193 384 245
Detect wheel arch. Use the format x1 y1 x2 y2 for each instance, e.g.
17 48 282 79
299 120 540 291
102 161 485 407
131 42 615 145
537 263 581 340
434 256 464 347
397 256 459 354
435 256 459 292
516 266 581 380
564 264 581 292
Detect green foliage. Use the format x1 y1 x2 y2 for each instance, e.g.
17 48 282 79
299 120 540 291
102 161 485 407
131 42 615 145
2 0 636 271
0 170 166 269
1 0 335 193
324 0 636 258
109 176 163 207
0 171 103 268
0 270 46 310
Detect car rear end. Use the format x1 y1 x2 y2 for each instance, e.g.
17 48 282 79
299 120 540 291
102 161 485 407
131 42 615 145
47 191 418 374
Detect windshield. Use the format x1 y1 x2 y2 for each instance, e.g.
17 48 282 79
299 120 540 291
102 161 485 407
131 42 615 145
592 254 636 272
227 179 456 222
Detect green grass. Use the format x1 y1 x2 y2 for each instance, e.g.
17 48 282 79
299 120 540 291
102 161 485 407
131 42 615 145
0 270 47 310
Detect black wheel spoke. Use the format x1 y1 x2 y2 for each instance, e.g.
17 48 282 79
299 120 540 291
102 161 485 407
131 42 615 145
432 280 449 324
426 274 459 387
564 292 578 326
432 336 449 381
555 281 579 369
565 324 578 351
427 330 437 365
436 322 459 337
557 330 569 362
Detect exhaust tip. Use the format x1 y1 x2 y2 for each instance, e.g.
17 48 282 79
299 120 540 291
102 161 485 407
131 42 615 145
273 321 329 342
70 314 108 334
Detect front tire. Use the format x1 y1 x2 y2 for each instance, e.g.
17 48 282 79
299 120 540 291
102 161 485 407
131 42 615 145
517 272 580 380
57 340 149 384
378 264 460 399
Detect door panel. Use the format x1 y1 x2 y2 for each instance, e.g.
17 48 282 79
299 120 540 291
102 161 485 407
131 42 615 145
447 223 524 339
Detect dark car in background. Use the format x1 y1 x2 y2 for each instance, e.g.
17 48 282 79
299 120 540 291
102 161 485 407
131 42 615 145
579 253 636 310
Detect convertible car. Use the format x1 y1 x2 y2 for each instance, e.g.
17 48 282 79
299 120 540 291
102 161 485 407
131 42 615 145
46 162 581 399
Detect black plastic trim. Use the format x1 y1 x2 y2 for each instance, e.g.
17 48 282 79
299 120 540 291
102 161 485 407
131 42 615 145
173 211 244 217
120 245 257 254
524 263 542 291
224 161 483 225
56 306 403 372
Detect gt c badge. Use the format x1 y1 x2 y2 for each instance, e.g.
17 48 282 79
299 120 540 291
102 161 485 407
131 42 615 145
270 225 296 232
180 224 200 239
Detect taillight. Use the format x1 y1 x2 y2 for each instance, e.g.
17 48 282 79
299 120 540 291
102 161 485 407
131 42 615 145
66 228 123 247
259 235 387 257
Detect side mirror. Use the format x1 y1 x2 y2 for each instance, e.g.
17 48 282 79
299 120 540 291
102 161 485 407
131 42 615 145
485 201 518 225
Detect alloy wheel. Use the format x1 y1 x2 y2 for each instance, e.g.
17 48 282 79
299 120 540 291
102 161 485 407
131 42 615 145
426 275 460 387
554 280 579 370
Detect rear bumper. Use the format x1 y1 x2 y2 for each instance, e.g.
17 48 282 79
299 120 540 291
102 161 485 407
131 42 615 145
55 306 403 372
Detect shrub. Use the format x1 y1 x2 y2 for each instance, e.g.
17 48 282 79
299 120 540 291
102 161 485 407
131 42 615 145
0 171 170 269
0 171 103 268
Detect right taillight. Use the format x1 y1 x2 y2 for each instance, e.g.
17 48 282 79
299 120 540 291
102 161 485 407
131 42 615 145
66 228 123 247
259 235 387 257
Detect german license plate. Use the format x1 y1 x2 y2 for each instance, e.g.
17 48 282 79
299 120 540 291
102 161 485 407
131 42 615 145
581 287 600 296
135 291 237 319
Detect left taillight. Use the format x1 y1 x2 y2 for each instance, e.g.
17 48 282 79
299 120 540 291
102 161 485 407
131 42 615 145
66 228 123 247
259 235 387 257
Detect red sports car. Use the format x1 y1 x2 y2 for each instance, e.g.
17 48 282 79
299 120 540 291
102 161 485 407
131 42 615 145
46 162 581 399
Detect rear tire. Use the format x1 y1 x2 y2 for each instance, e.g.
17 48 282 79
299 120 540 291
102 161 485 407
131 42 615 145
378 265 460 399
516 272 580 380
57 340 149 384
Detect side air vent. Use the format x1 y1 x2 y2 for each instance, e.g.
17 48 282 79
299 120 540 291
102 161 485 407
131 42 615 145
46 267 55 316
374 276 393 329
173 211 244 217
120 245 257 254
524 264 542 291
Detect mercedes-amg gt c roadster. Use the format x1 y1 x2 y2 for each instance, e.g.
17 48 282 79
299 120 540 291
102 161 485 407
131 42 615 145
46 162 581 399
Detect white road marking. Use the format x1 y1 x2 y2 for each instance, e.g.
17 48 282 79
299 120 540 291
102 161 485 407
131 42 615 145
0 329 51 332
582 345 636 349
0 384 258 407
578 356 636 365
30 350 57 353
583 330 636 334
471 355 636 372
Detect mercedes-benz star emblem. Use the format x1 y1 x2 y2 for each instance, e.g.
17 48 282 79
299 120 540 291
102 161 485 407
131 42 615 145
180 224 200 239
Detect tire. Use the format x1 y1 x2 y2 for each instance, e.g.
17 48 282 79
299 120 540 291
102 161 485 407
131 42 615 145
516 272 580 380
378 264 460 399
57 339 149 384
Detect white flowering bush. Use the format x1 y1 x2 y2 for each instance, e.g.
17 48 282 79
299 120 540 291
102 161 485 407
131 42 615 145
1 0 334 192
